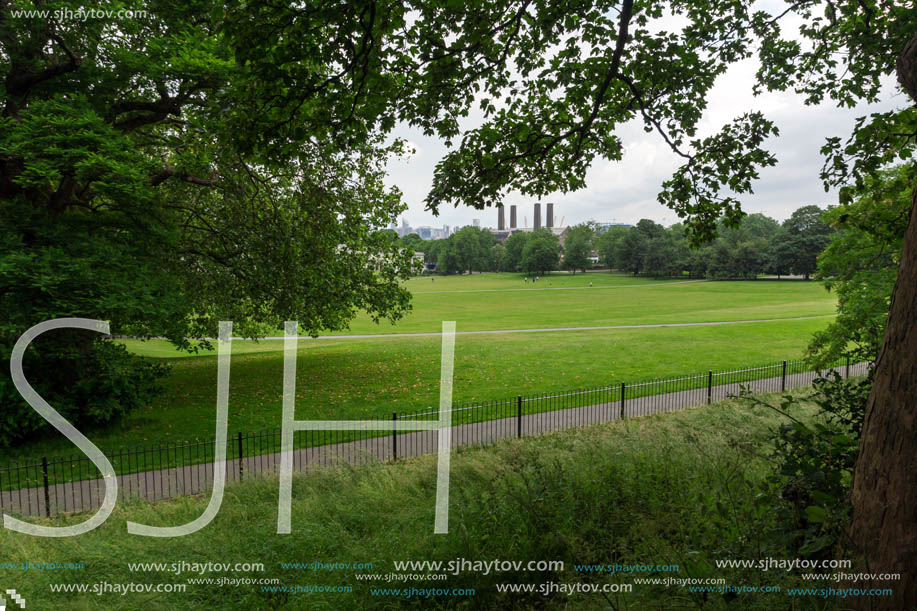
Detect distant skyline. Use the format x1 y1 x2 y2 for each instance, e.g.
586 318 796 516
392 209 624 232
384 54 902 231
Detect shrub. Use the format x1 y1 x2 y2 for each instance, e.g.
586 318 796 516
0 336 168 447
745 371 871 559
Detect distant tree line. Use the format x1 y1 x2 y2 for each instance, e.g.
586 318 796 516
394 204 833 279
598 205 832 279
396 226 564 275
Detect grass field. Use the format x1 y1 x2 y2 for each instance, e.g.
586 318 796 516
332 274 834 335
7 274 837 461
0 394 851 610
128 274 835 347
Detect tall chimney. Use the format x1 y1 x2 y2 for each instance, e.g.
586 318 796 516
510 205 517 229
534 203 541 229
497 205 505 230
546 203 554 228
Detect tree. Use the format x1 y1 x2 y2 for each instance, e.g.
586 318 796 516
792 235 831 279
521 231 559 275
635 218 664 240
808 165 914 368
662 226 691 276
643 230 688 277
851 158 917 604
563 234 592 274
615 228 649 276
685 247 710 279
491 243 506 272
738 213 782 241
477 228 496 272
424 238 446 266
642 238 672 278
784 205 833 239
731 239 769 279
595 225 629 269
400 233 426 254
767 232 796 279
704 240 734 279
503 231 529 272
0 4 417 444
707 215 776 279
449 226 491 273
781 205 833 279
562 224 594 274
436 241 459 275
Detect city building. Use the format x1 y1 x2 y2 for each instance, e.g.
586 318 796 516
594 222 633 233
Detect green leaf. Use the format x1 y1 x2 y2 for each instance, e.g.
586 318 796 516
805 506 828 523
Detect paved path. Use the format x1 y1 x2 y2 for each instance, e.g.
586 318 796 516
245 315 834 341
0 362 867 518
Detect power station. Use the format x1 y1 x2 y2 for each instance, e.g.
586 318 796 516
490 203 563 241
497 203 558 231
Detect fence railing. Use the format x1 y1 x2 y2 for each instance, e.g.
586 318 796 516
0 357 868 518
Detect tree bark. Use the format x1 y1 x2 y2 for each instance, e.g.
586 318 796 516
848 31 917 610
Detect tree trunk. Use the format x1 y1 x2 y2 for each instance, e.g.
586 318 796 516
848 31 917 610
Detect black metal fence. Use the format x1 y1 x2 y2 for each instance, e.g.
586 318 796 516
0 357 868 518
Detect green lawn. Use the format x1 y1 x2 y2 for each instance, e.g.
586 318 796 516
126 274 835 348
0 394 854 610
5 275 837 463
335 274 834 335
12 317 833 462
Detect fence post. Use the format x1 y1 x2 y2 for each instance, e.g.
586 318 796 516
517 396 522 438
392 412 397 461
845 357 850 379
707 371 713 405
237 432 244 481
620 382 626 419
781 360 787 391
41 456 51 518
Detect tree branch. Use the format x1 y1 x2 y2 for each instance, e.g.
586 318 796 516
151 167 218 187
4 30 83 97
572 0 634 155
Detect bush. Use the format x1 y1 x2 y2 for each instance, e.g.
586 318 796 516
0 335 168 448
746 371 871 559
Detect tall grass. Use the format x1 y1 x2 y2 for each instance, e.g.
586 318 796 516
0 394 848 610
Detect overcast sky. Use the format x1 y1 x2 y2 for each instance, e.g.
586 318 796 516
383 18 904 231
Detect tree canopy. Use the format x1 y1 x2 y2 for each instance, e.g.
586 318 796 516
0 1 416 443
503 231 529 272
808 164 914 367
521 230 559 275
562 223 594 274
